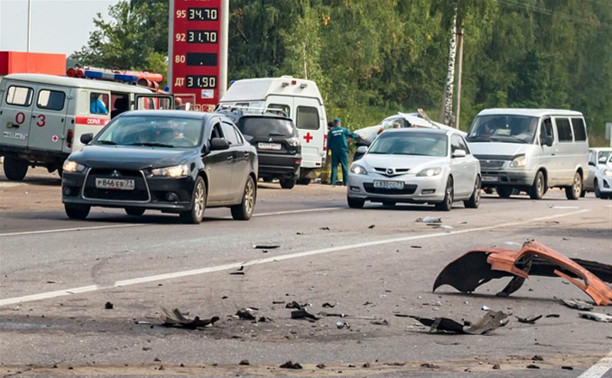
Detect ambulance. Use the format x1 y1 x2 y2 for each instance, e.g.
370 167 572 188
218 76 327 185
0 73 172 180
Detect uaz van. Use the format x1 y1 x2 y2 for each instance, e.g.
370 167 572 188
0 74 172 180
466 108 589 200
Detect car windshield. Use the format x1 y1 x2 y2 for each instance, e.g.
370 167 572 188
237 117 296 138
368 132 448 157
598 150 612 163
95 116 203 148
467 115 538 144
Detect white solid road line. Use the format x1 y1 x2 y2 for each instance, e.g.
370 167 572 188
0 207 344 237
578 350 612 378
0 208 589 307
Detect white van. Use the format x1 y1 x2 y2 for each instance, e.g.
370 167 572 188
0 74 172 180
218 76 327 184
466 108 589 200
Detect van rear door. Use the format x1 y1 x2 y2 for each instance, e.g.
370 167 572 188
0 82 37 148
294 98 325 170
28 86 70 152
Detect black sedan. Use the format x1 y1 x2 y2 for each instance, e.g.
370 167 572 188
61 111 258 224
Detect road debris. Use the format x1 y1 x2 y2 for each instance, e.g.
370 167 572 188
253 244 279 249
229 266 245 275
322 302 336 308
410 310 509 335
492 363 501 369
433 241 612 305
160 308 219 329
280 361 303 369
371 319 389 326
516 315 542 324
235 308 256 321
319 227 330 231
532 355 544 361
239 360 250 365
420 362 439 369
481 305 490 311
104 302 114 310
291 309 319 321
318 311 347 318
316 363 326 369
578 312 612 323
285 301 307 309
545 314 560 318
561 299 594 311
526 364 540 369
368 224 375 229
336 321 350 329
416 217 441 224
411 245 422 249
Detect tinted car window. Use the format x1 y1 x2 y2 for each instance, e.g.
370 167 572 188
238 117 296 138
369 132 447 157
96 116 203 148
221 123 239 145
571 118 587 141
540 118 553 142
37 89 65 111
556 118 573 142
296 106 319 130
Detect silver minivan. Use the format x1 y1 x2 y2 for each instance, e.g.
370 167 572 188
466 108 589 200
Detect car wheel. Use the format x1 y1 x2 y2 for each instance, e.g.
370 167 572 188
280 177 296 189
3 157 28 181
594 179 601 198
347 197 365 209
565 171 582 200
65 204 90 220
528 171 545 200
180 176 206 224
125 207 145 216
382 200 396 207
231 176 256 220
497 186 514 198
435 177 453 211
464 176 481 209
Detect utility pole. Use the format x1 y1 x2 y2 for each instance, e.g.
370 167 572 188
26 0 32 52
454 23 464 129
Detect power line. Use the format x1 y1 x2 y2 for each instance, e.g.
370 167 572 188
498 0 612 29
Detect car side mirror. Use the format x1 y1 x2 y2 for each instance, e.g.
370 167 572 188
452 149 466 158
80 133 93 145
210 138 230 151
541 135 553 147
357 146 368 154
599 157 608 164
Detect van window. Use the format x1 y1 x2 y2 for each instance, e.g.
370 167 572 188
267 104 290 117
90 92 109 115
555 118 573 142
296 106 319 130
37 90 65 111
540 118 553 143
6 86 34 107
571 118 587 141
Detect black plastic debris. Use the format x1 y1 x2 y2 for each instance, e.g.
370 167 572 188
526 364 540 369
578 312 612 323
410 311 509 335
516 315 542 324
420 363 439 369
322 302 336 308
545 314 560 318
104 302 114 310
239 360 250 365
319 227 330 231
253 244 280 249
285 301 306 310
368 225 375 229
291 308 319 321
235 308 256 321
532 355 544 361
160 308 219 329
411 245 422 249
316 363 326 369
280 361 303 369
229 266 245 275
561 299 594 311
562 366 574 370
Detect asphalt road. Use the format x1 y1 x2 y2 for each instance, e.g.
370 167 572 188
1 168 611 377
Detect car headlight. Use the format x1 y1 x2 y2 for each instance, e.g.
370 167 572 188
151 164 190 178
63 160 86 173
605 170 612 177
510 155 526 168
416 167 442 177
350 164 367 175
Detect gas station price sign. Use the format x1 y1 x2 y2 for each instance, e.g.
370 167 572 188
169 0 227 111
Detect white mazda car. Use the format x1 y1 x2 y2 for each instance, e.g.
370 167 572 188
347 129 481 211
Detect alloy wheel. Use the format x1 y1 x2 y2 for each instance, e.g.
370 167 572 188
194 180 205 219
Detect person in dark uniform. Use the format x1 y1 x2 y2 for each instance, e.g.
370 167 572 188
327 118 362 185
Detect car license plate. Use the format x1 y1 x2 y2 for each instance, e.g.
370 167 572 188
95 178 135 190
373 180 404 189
258 142 281 151
482 175 498 183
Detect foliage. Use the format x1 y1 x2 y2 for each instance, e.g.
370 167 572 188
72 0 611 142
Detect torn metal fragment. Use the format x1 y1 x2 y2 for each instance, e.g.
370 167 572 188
291 309 319 321
516 315 542 324
235 308 256 321
410 311 508 335
578 312 612 323
561 299 594 311
160 307 219 329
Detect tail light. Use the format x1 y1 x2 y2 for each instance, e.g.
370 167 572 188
295 158 302 165
66 129 74 148
323 134 328 151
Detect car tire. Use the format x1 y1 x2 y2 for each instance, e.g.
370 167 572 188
382 200 396 207
435 177 453 211
347 197 365 209
280 177 296 189
297 178 311 185
125 207 145 216
527 171 546 200
497 186 514 198
231 176 256 220
594 179 601 198
65 204 90 220
180 176 206 224
565 171 582 200
3 157 28 181
464 176 481 209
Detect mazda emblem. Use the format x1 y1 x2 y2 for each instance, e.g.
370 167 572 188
386 168 394 175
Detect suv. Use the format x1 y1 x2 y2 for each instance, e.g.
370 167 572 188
220 109 301 189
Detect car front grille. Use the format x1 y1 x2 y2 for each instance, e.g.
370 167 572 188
363 183 417 195
478 160 505 169
83 169 150 202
